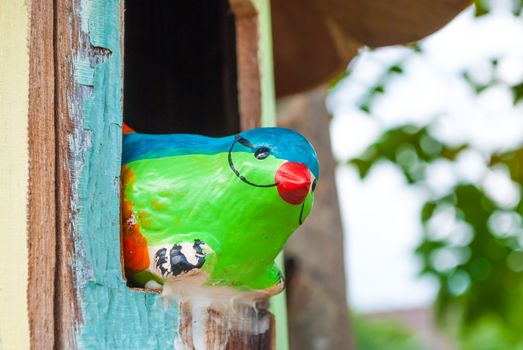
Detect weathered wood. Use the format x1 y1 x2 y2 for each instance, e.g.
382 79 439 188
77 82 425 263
278 87 355 350
27 0 56 348
230 0 262 131
54 0 81 347
225 303 275 350
177 300 274 349
54 1 181 348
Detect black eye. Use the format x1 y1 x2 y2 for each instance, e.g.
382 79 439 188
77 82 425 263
312 179 317 192
254 147 270 160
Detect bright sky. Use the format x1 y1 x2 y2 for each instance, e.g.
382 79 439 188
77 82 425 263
327 4 523 313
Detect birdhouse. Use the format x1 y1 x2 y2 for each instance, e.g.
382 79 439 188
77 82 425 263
0 0 469 349
1 0 292 348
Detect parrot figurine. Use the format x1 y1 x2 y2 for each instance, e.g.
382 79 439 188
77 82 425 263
121 124 319 295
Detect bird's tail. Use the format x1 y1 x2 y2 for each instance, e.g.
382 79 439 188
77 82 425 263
122 122 135 135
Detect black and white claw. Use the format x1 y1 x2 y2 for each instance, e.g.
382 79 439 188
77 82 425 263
153 239 208 279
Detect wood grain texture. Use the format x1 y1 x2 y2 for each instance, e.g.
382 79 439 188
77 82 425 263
176 301 275 350
230 1 262 131
225 303 275 350
54 0 181 348
54 0 81 347
27 0 56 348
278 87 355 350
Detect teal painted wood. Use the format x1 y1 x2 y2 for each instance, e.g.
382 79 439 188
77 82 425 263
71 0 180 348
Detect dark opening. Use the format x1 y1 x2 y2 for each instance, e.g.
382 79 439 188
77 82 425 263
124 0 240 136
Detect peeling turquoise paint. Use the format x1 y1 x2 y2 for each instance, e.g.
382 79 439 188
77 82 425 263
71 1 291 348
80 283 178 349
74 0 179 348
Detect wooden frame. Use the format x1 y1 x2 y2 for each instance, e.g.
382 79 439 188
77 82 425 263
230 0 262 130
17 0 284 348
28 0 56 348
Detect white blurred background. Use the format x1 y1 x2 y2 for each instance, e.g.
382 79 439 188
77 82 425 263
328 2 523 314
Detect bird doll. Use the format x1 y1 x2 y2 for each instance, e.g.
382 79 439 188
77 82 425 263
121 124 319 296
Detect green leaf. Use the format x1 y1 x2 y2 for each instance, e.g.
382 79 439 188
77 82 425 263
359 103 371 113
474 0 490 16
349 158 374 179
388 65 404 74
421 201 437 222
372 85 385 94
512 82 523 104
440 144 469 161
347 124 467 182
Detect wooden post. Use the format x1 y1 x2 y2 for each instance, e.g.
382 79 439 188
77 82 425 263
230 0 262 131
175 300 275 349
28 0 56 348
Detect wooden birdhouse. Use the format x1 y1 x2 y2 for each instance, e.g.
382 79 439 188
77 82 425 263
0 0 468 349
1 0 288 348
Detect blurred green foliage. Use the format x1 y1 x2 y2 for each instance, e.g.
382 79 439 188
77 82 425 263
350 126 467 183
337 0 523 348
353 315 424 350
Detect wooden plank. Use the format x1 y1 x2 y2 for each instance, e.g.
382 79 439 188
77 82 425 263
27 0 56 348
54 0 81 347
224 304 275 350
54 0 182 348
230 0 262 131
0 1 32 348
176 300 275 349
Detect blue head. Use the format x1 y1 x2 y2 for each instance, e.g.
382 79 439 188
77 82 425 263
237 128 319 180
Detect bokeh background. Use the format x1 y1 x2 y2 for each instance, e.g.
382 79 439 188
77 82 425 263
327 0 523 348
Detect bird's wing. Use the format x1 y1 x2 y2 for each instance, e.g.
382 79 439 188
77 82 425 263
149 239 215 281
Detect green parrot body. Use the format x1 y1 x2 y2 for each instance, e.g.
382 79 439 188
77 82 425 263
122 126 319 293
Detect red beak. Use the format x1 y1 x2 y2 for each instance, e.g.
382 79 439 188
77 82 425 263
275 162 312 205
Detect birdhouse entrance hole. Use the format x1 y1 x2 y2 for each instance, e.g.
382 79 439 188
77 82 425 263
123 0 241 136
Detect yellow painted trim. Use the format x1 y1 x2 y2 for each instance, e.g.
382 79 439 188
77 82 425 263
253 0 277 127
0 0 31 348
